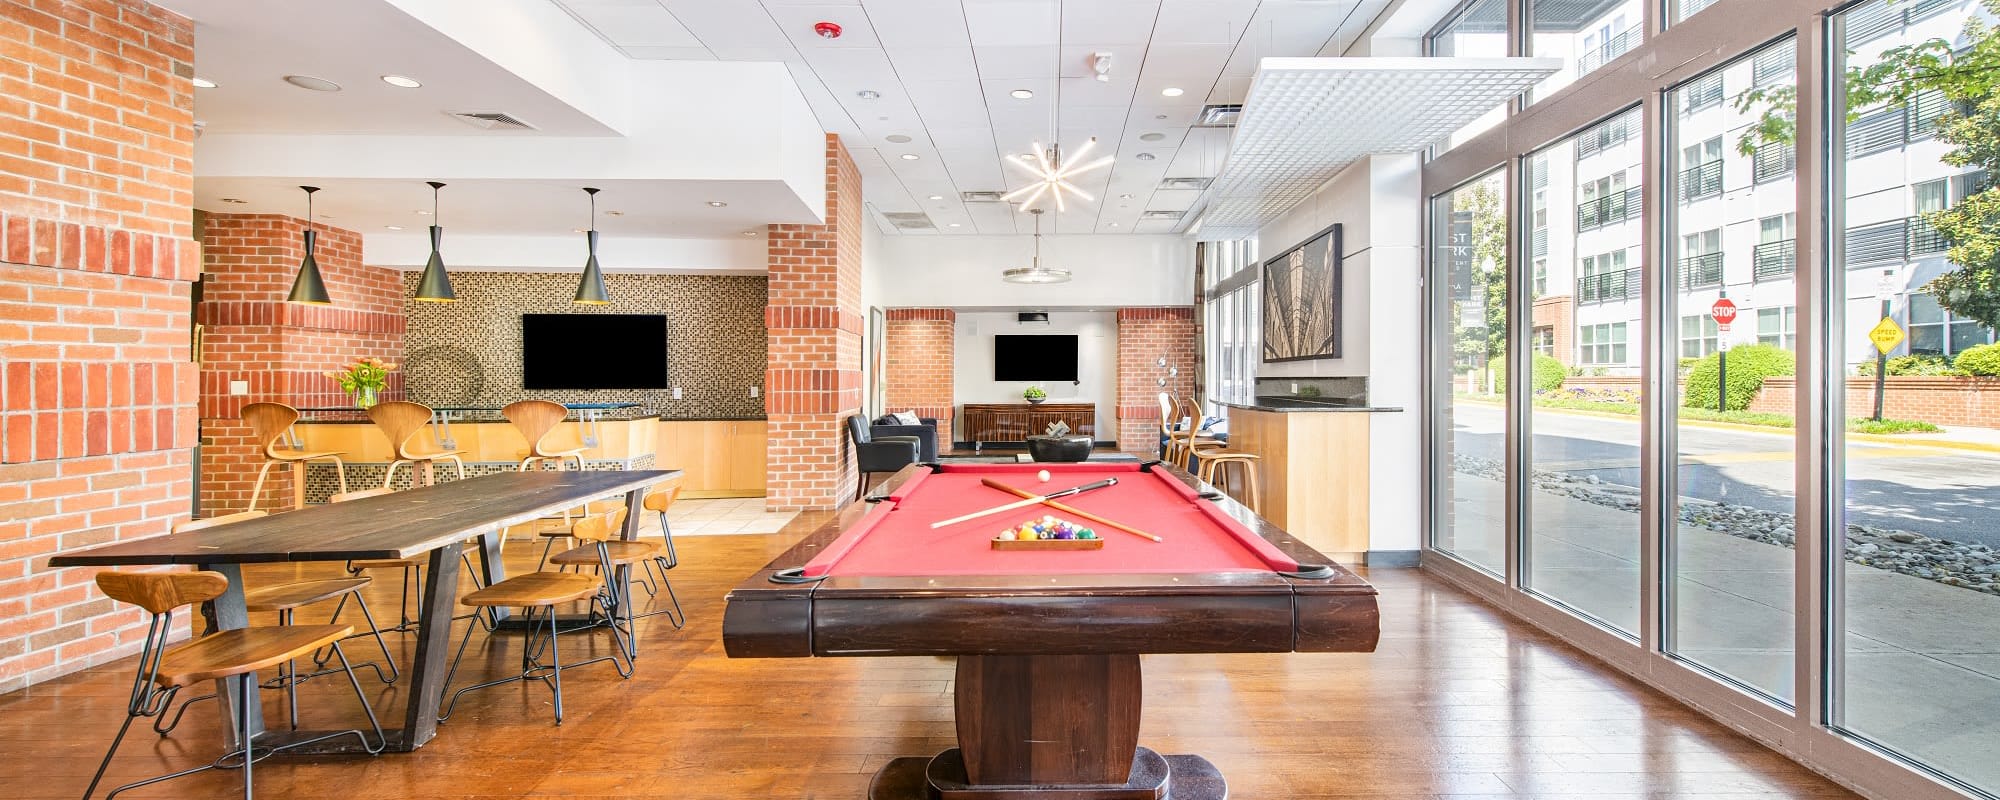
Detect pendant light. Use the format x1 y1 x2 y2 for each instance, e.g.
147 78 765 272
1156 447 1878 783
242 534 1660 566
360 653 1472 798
285 185 331 305
574 187 612 305
412 181 457 302
1001 208 1071 284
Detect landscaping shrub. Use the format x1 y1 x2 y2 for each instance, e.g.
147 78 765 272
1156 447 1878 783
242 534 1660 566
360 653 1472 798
1855 353 1967 377
1953 343 2000 377
1488 352 1569 395
1682 344 1795 411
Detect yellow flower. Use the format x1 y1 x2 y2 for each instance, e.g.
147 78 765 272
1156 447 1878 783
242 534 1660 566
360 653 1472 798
382 363 399 371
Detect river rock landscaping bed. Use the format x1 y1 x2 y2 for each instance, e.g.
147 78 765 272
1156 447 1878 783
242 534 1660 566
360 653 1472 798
1454 455 2000 596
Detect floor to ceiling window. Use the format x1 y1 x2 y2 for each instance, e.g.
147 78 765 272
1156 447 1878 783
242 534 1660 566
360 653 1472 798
1528 0 1643 102
1429 0 1512 147
1832 0 1999 790
1521 107 1643 633
1665 37 1797 703
1432 170 1510 576
1203 240 1260 413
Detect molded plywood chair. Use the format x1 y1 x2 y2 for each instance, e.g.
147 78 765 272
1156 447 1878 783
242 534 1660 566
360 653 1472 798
1159 393 1221 468
438 556 633 725
1193 449 1263 515
504 399 586 471
83 570 383 800
242 402 347 511
336 487 490 632
548 508 684 649
367 401 466 488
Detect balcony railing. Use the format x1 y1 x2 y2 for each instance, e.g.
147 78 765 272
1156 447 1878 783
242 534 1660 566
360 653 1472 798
1845 215 1953 266
1680 160 1723 202
1577 186 1643 231
1578 267 1641 304
1911 215 1949 256
1753 141 1795 183
1577 24 1643 76
1679 252 1723 290
1754 240 1795 281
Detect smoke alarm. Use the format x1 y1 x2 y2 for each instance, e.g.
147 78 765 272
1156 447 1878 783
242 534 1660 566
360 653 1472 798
814 21 841 39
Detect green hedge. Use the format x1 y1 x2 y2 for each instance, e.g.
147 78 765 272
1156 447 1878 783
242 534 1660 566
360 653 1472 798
1954 343 2000 377
1856 353 1967 377
1682 344 1794 411
1488 352 1569 395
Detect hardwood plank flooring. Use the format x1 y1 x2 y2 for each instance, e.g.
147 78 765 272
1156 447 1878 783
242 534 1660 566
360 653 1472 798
0 512 1857 799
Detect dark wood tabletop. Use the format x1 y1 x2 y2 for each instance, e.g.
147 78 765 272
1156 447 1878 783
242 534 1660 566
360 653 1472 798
48 470 680 567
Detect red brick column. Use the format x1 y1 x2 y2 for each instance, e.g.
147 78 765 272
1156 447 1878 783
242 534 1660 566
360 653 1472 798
884 308 955 453
765 135 864 510
1116 307 1197 452
196 215 405 514
0 0 198 691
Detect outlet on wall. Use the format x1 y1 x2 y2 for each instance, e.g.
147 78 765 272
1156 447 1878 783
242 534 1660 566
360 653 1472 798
229 380 249 396
671 387 683 400
749 386 759 398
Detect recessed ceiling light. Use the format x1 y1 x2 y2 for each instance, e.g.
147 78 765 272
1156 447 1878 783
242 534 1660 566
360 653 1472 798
742 230 759 237
283 74 342 92
1139 132 1166 142
1135 152 1157 161
1154 114 1169 120
928 195 943 201
899 154 920 161
415 209 432 215
886 134 913 144
1160 87 1184 97
856 89 881 100
573 227 587 234
380 75 422 89
192 77 217 89
605 210 625 216
948 223 962 228
707 201 728 207
1010 89 1034 100
219 197 247 204
384 225 403 231
1109 222 1120 228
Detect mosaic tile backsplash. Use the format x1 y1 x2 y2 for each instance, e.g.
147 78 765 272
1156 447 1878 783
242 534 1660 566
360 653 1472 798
402 271 767 418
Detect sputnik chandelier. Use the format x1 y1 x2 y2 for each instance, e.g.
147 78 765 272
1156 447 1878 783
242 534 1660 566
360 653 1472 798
1000 137 1112 213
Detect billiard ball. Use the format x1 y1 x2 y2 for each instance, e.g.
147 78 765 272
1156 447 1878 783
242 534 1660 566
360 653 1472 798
1037 469 1051 483
996 530 1016 541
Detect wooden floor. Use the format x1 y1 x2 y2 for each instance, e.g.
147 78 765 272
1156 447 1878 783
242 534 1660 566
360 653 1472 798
0 513 1859 799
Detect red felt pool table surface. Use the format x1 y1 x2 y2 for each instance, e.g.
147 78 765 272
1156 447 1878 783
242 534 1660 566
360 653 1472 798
800 462 1302 578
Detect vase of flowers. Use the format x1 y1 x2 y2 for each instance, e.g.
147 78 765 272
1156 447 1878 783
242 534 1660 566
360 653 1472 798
328 357 397 410
1022 386 1047 405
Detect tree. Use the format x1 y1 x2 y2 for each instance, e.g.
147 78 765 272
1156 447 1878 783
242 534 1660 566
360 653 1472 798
1736 0 2000 327
1447 179 1510 381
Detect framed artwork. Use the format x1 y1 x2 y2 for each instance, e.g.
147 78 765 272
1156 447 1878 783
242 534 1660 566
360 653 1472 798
1261 223 1343 362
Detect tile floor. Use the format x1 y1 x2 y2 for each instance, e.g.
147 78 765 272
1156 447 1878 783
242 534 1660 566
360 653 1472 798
657 497 798 536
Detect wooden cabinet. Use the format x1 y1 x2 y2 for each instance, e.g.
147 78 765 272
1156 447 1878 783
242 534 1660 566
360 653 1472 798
657 420 767 498
961 403 1098 444
1226 408 1372 561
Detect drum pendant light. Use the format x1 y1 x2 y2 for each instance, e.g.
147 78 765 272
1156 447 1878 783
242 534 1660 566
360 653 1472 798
412 181 457 302
574 187 612 305
285 185 332 305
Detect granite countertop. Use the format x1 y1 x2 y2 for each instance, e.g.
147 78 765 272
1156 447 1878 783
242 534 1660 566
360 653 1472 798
1218 397 1404 413
659 416 767 422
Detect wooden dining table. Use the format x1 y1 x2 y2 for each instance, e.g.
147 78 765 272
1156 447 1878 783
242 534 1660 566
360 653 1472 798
47 469 679 754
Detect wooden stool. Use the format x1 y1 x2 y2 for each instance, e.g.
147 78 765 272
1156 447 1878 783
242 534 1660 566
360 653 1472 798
1194 450 1263 514
368 400 466 488
438 570 631 725
1162 394 1221 468
504 399 585 471
242 402 347 511
549 509 684 652
83 571 384 800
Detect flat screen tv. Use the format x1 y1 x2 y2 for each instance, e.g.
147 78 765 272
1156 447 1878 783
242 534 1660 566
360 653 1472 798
993 334 1078 382
521 314 668 390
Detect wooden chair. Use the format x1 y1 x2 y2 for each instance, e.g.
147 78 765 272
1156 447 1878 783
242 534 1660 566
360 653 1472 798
83 571 383 800
1193 449 1263 515
1160 393 1221 468
367 400 466 489
335 487 489 632
504 399 585 471
438 566 632 725
242 402 347 511
549 508 684 646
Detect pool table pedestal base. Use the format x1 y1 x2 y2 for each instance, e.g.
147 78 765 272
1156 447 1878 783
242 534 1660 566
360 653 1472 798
865 654 1228 799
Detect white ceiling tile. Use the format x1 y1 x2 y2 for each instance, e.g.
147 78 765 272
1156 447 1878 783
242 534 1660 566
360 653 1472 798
885 47 980 83
1141 42 1233 78
973 45 1061 79
962 0 1059 47
862 0 971 47
1152 0 1260 45
658 0 793 50
905 82 994 129
1060 1 1163 45
620 46 716 60
560 2 705 47
767 5 882 49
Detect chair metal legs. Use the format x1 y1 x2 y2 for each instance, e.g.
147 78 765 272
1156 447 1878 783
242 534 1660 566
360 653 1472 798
438 599 632 726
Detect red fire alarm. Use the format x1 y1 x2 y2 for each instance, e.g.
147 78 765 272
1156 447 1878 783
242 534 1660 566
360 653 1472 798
813 21 842 39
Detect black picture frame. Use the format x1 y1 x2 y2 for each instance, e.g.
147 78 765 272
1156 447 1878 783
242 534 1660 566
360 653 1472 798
1260 222 1343 363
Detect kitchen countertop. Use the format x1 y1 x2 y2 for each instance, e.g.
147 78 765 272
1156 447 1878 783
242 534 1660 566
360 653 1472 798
1217 397 1404 413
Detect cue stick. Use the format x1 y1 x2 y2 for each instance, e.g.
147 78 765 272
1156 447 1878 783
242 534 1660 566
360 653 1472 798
927 478 1119 529
979 478 1165 543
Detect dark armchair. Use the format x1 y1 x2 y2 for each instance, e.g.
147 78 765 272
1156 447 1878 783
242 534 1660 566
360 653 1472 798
847 415 921 500
869 416 940 462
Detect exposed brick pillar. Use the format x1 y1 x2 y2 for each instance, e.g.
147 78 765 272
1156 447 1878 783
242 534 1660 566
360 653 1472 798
195 215 405 514
884 308 955 453
0 0 198 690
765 135 864 510
1116 307 1197 453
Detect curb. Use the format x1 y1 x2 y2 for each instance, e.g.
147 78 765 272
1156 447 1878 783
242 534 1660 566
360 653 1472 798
1456 396 2000 455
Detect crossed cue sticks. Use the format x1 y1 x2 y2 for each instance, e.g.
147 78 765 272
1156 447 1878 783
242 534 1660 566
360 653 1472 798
927 476 1164 543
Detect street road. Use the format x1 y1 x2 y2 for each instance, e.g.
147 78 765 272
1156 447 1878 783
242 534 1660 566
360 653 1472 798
1449 402 2000 549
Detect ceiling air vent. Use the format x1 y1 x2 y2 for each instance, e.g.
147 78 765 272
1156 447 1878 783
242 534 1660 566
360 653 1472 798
880 212 935 230
1193 104 1242 128
960 191 1007 203
1141 210 1184 221
447 111 538 131
1157 177 1212 190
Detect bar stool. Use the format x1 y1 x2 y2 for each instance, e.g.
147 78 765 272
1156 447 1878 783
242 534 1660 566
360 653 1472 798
368 400 466 488
242 402 347 512
549 509 684 653
83 571 384 800
1193 449 1263 515
504 399 585 471
336 487 490 632
1161 393 1221 468
438 570 632 725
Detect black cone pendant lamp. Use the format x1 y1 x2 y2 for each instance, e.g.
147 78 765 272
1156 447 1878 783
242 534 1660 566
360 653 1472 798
574 187 612 305
286 186 331 305
412 181 457 302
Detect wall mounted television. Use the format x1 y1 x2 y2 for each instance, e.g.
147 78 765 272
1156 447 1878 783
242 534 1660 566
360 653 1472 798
993 334 1079 382
521 314 669 390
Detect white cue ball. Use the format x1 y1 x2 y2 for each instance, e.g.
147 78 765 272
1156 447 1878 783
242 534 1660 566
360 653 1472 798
1037 469 1051 483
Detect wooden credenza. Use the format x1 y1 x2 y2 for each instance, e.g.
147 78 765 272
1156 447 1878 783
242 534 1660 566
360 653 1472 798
961 403 1097 444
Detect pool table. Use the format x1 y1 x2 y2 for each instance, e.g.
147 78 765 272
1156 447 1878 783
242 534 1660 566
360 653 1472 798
723 461 1380 799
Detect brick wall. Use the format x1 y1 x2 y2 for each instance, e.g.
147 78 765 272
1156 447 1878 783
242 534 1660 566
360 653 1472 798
883 308 954 452
765 135 864 510
1753 376 2000 428
196 214 405 514
1532 294 1573 366
0 0 197 691
1115 307 1196 452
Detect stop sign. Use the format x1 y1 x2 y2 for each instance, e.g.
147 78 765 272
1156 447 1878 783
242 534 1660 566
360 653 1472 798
1711 298 1738 325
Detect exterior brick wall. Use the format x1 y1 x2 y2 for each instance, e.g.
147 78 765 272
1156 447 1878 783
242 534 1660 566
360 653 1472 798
1115 307 1196 452
1532 294 1574 366
883 308 954 452
765 135 863 510
1753 376 2000 428
196 214 405 515
0 0 198 691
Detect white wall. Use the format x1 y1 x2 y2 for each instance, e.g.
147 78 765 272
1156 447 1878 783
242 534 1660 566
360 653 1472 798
872 234 1192 308
950 311 1119 437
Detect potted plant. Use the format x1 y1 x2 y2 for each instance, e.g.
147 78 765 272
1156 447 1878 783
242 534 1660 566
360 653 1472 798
1022 386 1047 405
328 357 397 409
